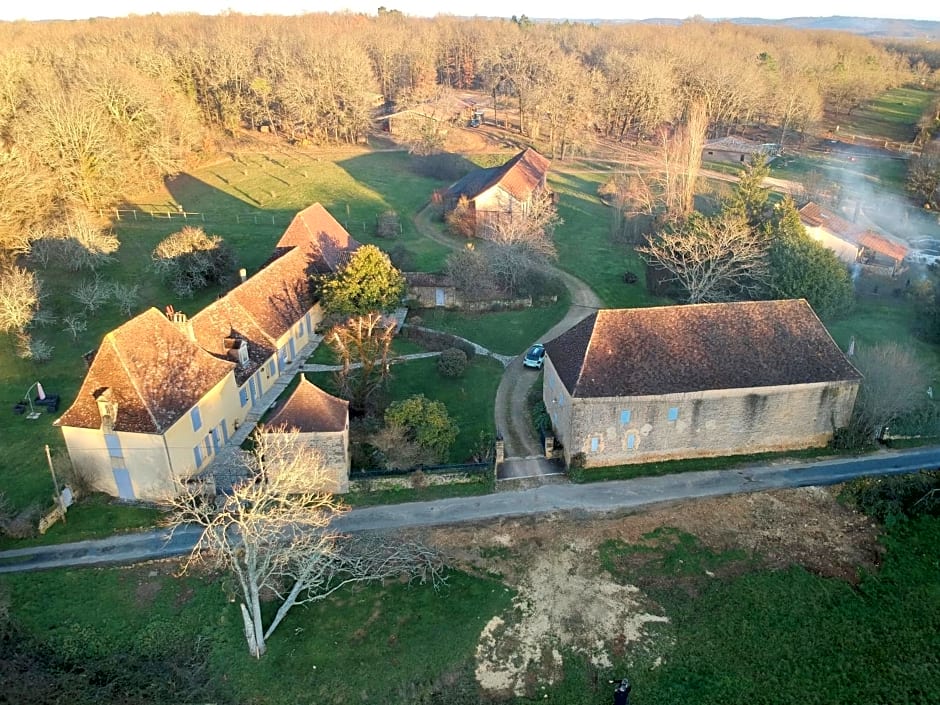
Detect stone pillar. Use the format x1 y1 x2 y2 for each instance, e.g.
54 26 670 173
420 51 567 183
494 437 504 465
544 434 554 458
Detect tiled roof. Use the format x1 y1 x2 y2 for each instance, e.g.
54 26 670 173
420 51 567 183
856 231 909 261
545 300 861 398
226 246 311 343
56 308 235 433
276 203 361 273
799 202 908 261
704 136 763 152
446 148 549 203
190 296 276 384
404 272 453 287
265 376 348 433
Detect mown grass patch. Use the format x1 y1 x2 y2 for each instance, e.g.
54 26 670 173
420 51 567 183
413 294 569 355
550 169 666 308
309 355 502 463
833 86 936 142
0 562 511 705
0 494 165 550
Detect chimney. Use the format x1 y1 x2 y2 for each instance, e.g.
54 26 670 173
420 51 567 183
170 311 196 342
95 388 118 432
239 268 247 283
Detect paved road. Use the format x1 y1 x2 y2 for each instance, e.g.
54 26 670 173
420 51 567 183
2 445 938 574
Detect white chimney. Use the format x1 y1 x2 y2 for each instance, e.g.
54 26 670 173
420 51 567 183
95 388 118 432
171 311 196 342
239 268 247 283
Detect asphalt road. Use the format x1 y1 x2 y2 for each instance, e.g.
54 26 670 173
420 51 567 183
1 445 938 574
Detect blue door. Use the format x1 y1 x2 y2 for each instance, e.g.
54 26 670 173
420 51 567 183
113 469 135 500
249 376 257 404
211 427 221 453
435 288 446 307
278 347 288 373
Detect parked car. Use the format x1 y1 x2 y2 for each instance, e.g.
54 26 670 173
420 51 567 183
523 343 546 369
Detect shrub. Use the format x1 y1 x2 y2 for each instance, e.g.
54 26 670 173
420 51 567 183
3 506 39 539
623 270 639 284
151 226 236 298
437 347 468 378
376 210 400 238
840 471 940 523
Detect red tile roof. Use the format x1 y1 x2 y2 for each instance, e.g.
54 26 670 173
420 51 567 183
265 376 348 433
276 203 361 273
798 202 908 261
446 148 550 203
56 308 235 433
545 300 861 398
190 296 276 384
226 246 311 343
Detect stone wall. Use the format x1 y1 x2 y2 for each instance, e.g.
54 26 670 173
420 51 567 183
348 466 490 493
559 381 858 468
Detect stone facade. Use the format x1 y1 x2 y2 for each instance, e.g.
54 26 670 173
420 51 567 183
545 357 858 467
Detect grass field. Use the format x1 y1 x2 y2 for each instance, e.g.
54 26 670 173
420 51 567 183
308 355 503 464
1 515 936 704
830 86 935 142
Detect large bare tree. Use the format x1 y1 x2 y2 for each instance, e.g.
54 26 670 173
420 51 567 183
167 429 444 659
326 312 396 413
638 211 768 303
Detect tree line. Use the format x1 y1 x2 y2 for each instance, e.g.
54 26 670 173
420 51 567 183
0 12 926 255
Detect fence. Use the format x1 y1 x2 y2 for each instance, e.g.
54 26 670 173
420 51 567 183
97 206 379 235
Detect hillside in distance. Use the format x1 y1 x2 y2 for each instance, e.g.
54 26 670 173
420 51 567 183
633 15 940 39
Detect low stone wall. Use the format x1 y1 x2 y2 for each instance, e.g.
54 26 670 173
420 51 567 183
347 464 491 493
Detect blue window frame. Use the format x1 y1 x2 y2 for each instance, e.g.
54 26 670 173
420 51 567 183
590 437 600 453
190 407 202 432
667 407 679 422
239 387 249 407
193 445 203 467
104 433 123 459
627 433 636 450
620 409 632 425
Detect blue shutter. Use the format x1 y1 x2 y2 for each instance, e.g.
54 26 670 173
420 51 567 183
668 407 679 422
590 437 599 453
298 320 305 336
627 433 636 450
221 420 229 443
239 387 249 407
620 410 631 425
193 445 203 467
268 359 276 376
190 407 202 432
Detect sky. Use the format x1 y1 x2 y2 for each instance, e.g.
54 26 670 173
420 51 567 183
1 0 937 23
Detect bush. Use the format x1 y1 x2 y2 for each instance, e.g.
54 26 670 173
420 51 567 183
623 270 639 284
410 153 470 182
376 210 400 238
151 226 236 298
841 471 940 523
437 347 468 378
3 506 39 539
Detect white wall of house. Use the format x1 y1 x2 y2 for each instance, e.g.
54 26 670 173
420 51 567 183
803 224 860 266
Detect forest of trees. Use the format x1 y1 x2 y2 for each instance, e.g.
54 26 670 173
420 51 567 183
0 11 931 261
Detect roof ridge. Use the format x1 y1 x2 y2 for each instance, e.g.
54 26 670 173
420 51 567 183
111 313 163 433
573 312 600 396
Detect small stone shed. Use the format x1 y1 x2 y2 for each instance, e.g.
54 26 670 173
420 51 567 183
263 376 351 492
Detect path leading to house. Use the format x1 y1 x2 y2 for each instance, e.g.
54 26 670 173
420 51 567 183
412 205 603 474
3 444 939 573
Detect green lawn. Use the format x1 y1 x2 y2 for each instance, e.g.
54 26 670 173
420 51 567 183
833 86 936 142
308 355 503 463
413 293 570 355
2 515 936 704
549 169 667 308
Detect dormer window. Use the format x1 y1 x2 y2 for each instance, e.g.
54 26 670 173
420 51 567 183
224 337 251 368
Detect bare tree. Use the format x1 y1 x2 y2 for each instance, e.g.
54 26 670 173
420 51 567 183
638 211 768 303
167 429 444 659
61 313 88 341
851 342 932 440
326 312 396 413
0 266 43 335
71 274 111 313
110 282 140 317
655 98 708 221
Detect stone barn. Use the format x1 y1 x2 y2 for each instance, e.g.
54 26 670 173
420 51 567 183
543 300 861 470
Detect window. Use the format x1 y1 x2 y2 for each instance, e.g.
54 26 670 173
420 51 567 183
590 437 600 453
190 407 202 432
105 433 122 459
193 445 203 467
667 407 679 422
619 409 632 425
239 387 248 407
627 433 636 450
